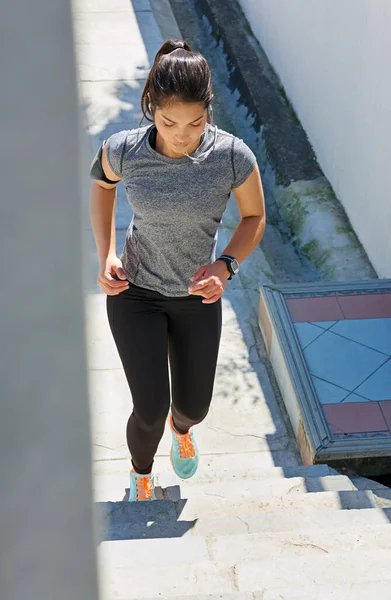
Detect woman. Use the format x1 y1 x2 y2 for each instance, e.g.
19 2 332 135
89 39 266 501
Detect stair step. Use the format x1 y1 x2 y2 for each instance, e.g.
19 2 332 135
148 596 254 600
99 548 391 598
177 490 377 520
237 548 391 591
259 581 391 599
99 559 235 599
185 507 391 537
100 524 391 569
208 524 391 564
93 457 333 502
97 501 391 542
163 475 355 501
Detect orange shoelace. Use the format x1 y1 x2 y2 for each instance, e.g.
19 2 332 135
176 432 196 459
135 474 154 500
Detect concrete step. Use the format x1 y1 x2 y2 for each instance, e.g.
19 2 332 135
147 596 254 600
99 547 391 598
184 507 391 537
100 524 391 569
208 524 391 564
176 490 377 520
156 461 333 487
237 548 391 591
259 582 391 600
99 558 235 598
163 475 355 502
94 454 330 481
97 500 391 542
146 587 391 600
148 596 255 600
93 458 335 502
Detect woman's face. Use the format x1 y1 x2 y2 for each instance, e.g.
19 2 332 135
153 99 208 155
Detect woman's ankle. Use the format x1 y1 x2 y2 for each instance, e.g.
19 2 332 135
131 461 153 475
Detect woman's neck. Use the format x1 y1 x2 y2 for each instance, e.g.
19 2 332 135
155 129 201 159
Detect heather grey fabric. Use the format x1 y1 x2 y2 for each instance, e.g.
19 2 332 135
104 122 257 296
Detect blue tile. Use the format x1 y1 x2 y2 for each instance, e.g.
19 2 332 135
342 393 371 403
330 318 391 356
311 321 338 330
303 331 388 391
355 359 391 400
311 376 349 404
294 323 324 349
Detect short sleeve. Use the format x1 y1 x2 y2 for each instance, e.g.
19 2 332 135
231 137 257 188
105 130 128 178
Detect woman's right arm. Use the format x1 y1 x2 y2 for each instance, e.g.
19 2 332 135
89 143 129 295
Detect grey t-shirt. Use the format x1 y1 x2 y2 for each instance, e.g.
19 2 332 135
105 122 257 296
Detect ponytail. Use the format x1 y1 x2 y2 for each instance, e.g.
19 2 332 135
139 39 214 125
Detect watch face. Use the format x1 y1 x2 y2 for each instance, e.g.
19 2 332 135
231 259 240 274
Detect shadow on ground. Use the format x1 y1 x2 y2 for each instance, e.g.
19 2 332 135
95 486 198 541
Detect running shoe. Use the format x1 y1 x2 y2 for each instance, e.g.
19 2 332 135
168 413 199 479
129 469 156 502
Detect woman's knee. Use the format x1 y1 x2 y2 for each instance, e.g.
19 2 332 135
173 404 210 426
128 409 168 434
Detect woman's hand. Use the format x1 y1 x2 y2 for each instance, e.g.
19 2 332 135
98 254 129 295
188 261 230 304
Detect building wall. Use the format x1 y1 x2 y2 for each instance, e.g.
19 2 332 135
238 0 391 277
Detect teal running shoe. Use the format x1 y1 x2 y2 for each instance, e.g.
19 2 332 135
129 470 156 502
169 413 199 479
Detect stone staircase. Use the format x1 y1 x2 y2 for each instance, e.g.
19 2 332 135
95 454 391 599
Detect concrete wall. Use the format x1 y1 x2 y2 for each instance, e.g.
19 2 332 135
238 0 391 278
0 0 99 597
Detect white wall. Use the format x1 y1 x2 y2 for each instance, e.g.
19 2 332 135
239 0 391 277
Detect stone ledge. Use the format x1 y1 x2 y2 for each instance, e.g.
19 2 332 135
258 279 391 475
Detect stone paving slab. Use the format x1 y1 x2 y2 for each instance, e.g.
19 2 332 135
79 81 146 134
259 582 391 600
100 524 391 566
162 475 355 502
94 456 329 482
98 560 236 599
176 490 377 520
236 549 391 591
95 501 391 542
74 11 163 46
148 595 254 600
75 42 161 81
181 507 391 538
72 0 138 11
209 524 391 564
92 470 345 503
100 536 209 568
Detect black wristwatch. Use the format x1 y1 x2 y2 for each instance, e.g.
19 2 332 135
216 255 240 280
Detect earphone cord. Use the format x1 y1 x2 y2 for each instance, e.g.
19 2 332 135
184 123 217 163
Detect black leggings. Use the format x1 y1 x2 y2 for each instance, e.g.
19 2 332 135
106 281 222 473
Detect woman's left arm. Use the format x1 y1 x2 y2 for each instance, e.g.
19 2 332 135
219 162 266 263
189 164 266 303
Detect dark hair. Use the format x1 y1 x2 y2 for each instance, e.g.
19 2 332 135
140 39 214 125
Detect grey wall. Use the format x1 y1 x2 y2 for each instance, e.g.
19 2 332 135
0 0 99 598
